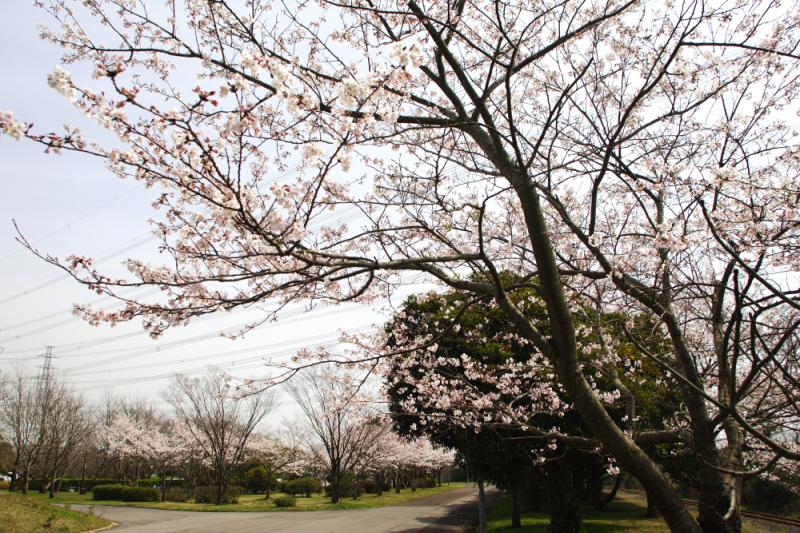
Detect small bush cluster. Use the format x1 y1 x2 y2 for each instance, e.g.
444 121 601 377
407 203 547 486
193 485 243 504
92 484 160 502
165 488 190 502
281 477 320 497
121 487 160 502
743 478 798 513
360 479 390 494
243 465 278 493
92 485 126 501
0 480 9 490
273 496 296 507
419 477 438 489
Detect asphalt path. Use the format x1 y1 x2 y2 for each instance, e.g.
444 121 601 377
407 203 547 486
76 485 494 533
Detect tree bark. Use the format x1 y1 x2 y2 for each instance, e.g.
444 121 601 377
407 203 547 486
511 481 522 528
647 489 659 518
79 455 87 495
330 468 341 503
477 479 487 533
485 161 703 533
264 466 272 500
543 462 582 533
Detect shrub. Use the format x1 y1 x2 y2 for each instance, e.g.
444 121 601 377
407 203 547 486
244 466 270 493
165 488 190 502
419 477 437 488
361 478 376 494
193 485 243 504
743 478 797 513
0 480 9 490
121 486 160 502
273 496 296 507
284 477 320 497
92 484 126 501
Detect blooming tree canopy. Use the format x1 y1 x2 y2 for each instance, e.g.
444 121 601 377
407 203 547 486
3 0 800 531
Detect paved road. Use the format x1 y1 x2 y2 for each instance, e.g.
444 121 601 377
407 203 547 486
76 486 493 533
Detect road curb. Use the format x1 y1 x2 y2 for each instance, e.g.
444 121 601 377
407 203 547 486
81 520 119 533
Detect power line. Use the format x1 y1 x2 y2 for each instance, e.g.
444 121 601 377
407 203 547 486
0 235 154 305
0 184 145 263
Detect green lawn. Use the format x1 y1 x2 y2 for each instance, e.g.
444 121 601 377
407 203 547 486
486 493 669 533
20 482 468 512
0 492 113 533
486 491 795 533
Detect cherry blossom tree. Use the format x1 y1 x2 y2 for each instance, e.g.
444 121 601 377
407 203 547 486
245 432 302 499
3 0 800 530
106 412 186 501
165 367 274 504
289 369 389 503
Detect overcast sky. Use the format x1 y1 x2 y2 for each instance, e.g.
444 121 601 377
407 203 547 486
0 3 413 425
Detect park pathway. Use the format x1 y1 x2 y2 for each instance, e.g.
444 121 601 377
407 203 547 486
77 485 495 533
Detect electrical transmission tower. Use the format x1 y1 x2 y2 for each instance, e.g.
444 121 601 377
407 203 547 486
37 345 55 389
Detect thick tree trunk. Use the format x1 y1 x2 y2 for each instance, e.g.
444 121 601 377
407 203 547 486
48 468 57 499
489 168 702 533
696 475 741 533
511 481 522 528
477 479 487 533
647 489 659 518
330 468 340 503
160 463 166 502
264 467 272 499
543 462 581 533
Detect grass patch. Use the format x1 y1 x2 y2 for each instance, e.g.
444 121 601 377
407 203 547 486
486 491 794 533
0 492 113 533
486 493 669 533
25 482 469 512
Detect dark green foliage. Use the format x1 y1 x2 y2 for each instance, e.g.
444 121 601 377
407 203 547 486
193 485 243 504
164 488 190 502
244 466 270 493
29 478 137 493
384 286 678 533
325 473 355 498
360 478 388 494
743 478 798 513
418 476 437 488
283 477 320 497
273 496 296 507
120 487 160 502
92 485 126 501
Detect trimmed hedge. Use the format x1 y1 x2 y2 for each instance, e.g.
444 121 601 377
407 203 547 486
193 485 244 504
26 477 183 493
165 488 190 502
273 496 296 507
92 484 126 501
92 484 161 502
121 486 160 502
